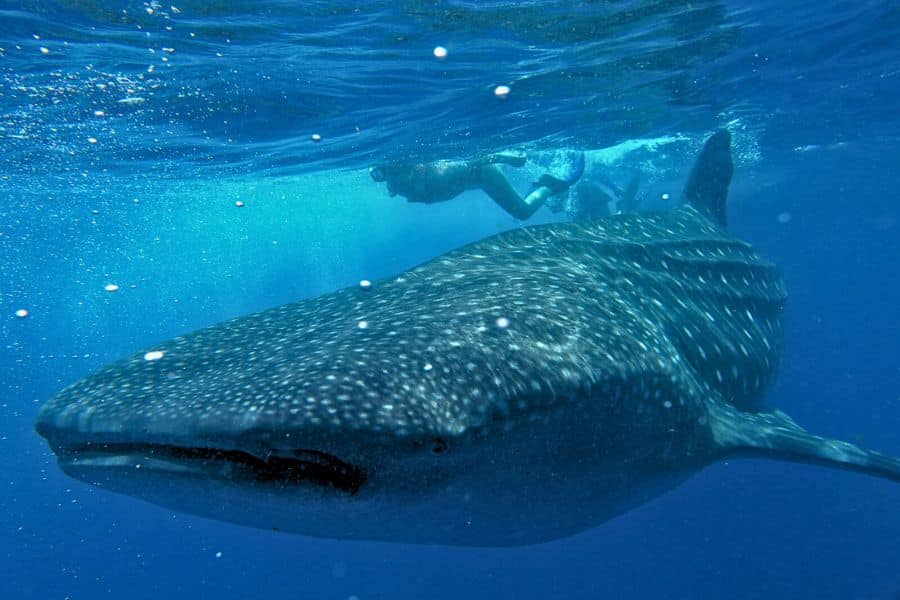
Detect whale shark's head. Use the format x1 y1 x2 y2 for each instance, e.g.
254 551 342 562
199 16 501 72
33 297 502 501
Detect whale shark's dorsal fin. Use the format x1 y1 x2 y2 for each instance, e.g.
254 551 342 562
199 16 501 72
683 129 734 227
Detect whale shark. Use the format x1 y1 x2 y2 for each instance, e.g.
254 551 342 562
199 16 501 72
35 131 900 546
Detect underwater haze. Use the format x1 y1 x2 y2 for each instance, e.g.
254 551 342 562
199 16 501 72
2 1 899 599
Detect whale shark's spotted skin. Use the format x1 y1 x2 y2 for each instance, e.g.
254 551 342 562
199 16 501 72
40 207 782 447
35 133 899 546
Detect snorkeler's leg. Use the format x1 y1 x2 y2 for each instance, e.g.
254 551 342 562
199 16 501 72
618 172 642 213
478 164 551 220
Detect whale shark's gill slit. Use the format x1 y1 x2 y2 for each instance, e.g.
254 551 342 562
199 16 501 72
74 443 366 494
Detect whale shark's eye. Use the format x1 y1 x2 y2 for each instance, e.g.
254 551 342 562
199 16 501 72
431 438 448 455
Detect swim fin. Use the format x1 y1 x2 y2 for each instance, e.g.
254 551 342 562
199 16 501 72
534 151 586 195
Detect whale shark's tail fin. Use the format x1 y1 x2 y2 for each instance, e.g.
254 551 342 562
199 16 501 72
683 129 733 227
709 401 900 482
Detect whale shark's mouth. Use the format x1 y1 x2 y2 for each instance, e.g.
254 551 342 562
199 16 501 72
51 442 366 494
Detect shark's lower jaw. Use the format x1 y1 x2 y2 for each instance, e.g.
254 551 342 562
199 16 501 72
51 442 366 494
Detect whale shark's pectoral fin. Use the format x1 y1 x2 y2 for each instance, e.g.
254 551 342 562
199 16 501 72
683 129 734 227
708 401 900 482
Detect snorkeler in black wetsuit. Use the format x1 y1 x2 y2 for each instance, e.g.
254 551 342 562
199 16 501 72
565 169 642 220
370 152 585 221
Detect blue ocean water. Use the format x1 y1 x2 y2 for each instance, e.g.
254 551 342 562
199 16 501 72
1 1 899 598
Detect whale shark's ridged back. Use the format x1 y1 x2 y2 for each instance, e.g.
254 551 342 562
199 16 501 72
592 211 786 409
649 235 786 409
427 205 787 411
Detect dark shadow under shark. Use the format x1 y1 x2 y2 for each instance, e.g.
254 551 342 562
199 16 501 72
35 131 900 546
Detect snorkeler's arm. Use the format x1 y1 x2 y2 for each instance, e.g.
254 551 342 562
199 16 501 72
474 152 527 168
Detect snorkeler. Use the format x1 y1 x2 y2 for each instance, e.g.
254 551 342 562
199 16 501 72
553 168 641 221
369 151 585 221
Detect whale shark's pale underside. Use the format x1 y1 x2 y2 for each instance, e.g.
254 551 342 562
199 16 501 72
36 131 900 546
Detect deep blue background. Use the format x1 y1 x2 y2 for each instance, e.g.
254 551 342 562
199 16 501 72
1 1 899 599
